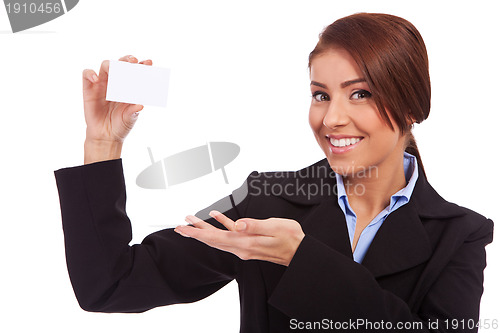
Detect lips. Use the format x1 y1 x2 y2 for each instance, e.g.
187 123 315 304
325 135 364 153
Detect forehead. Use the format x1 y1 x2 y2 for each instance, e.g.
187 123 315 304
309 49 364 84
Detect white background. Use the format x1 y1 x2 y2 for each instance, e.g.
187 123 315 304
1 0 499 332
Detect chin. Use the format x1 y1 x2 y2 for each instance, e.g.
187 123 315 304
325 155 373 178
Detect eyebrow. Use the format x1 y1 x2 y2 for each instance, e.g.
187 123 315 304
310 81 327 89
341 78 366 88
310 78 367 89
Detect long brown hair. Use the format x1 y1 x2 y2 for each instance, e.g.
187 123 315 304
309 13 430 176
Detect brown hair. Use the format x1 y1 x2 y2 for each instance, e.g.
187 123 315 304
309 13 430 176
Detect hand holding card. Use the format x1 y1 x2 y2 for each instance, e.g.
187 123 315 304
82 55 159 164
106 60 170 108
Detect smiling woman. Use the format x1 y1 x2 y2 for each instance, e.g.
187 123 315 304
54 12 493 333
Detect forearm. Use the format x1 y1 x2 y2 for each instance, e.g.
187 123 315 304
56 159 133 310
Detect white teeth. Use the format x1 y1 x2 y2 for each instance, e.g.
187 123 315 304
329 137 361 147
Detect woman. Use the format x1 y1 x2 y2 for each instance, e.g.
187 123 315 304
55 13 493 332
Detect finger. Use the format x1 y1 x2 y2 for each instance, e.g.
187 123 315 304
98 60 110 82
185 215 216 230
139 59 153 66
209 210 236 231
82 69 98 83
174 225 229 246
235 218 279 236
174 225 205 238
82 69 99 89
174 225 278 263
119 55 138 63
174 225 191 238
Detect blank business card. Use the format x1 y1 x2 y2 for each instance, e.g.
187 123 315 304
106 60 170 107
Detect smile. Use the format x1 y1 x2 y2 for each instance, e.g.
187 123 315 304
329 137 361 147
326 135 363 154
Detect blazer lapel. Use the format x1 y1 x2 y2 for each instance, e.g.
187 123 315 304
361 200 431 278
300 197 353 259
361 165 466 278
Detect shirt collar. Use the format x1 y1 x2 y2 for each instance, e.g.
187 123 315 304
391 152 419 206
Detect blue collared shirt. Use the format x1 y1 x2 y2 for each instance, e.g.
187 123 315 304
335 152 419 263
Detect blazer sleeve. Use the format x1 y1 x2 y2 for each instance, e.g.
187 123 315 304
54 159 251 313
268 218 494 332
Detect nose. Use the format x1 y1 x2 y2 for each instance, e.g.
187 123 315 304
322 98 349 129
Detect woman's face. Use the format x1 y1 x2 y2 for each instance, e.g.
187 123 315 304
309 48 406 177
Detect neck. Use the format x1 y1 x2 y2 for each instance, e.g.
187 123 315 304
343 153 407 218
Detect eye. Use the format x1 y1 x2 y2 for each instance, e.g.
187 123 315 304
350 89 372 100
312 91 330 102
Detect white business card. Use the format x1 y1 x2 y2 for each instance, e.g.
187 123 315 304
106 60 170 107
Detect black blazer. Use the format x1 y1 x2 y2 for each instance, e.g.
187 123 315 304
55 158 493 332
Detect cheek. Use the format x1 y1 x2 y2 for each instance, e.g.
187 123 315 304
371 115 401 145
363 116 402 149
308 108 323 133
353 107 392 138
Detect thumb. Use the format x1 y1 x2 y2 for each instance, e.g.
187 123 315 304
235 218 267 235
235 220 247 231
235 218 283 236
125 104 143 124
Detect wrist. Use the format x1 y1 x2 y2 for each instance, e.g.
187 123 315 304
84 139 123 164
